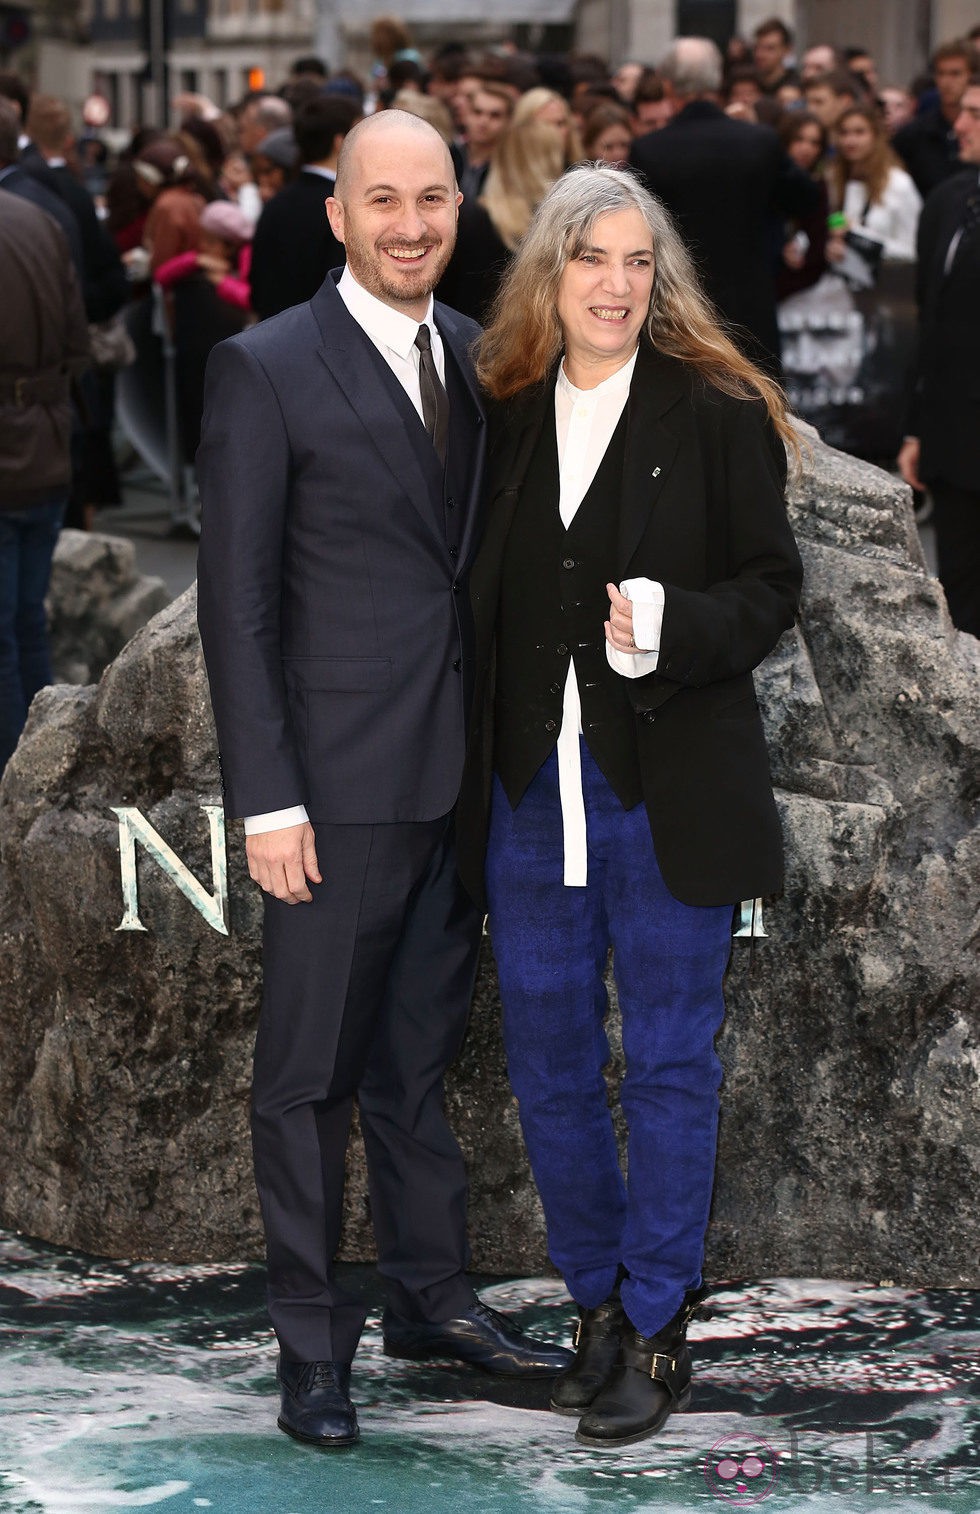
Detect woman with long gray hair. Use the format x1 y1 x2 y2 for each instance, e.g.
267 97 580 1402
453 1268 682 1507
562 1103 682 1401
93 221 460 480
456 164 803 1447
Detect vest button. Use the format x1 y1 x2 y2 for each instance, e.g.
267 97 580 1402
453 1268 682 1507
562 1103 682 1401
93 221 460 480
557 643 568 655
453 658 462 672
562 557 575 569
446 496 456 509
448 545 459 557
544 719 557 732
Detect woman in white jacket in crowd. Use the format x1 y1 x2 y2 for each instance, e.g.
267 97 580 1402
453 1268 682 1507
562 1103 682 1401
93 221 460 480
826 103 922 264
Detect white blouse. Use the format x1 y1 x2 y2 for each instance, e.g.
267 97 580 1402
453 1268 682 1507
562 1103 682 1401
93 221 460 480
842 168 922 262
554 351 665 886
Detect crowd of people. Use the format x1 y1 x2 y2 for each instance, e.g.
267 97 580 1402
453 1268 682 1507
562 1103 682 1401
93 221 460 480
2 10 980 1461
1 19 978 624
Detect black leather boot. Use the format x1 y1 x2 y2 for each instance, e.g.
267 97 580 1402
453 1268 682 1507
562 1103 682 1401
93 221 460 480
550 1292 625 1416
574 1285 711 1448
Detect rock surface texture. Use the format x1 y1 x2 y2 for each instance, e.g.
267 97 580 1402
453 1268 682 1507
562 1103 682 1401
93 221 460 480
0 433 977 1282
48 529 169 687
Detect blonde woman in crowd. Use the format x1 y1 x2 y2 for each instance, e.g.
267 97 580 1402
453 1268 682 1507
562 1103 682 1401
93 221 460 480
438 118 567 321
512 86 584 165
826 103 922 265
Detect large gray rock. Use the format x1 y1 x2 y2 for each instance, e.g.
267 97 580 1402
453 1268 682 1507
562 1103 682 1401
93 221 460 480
0 433 977 1281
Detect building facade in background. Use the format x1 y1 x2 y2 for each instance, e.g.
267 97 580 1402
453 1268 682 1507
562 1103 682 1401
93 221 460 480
0 0 975 131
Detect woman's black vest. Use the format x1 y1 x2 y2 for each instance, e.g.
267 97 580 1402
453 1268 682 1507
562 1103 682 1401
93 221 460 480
493 408 644 812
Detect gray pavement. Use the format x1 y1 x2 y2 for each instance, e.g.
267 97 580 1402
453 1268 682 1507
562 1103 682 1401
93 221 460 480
93 463 199 599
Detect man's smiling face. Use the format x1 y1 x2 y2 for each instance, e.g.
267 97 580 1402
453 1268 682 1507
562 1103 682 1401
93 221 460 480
327 121 461 320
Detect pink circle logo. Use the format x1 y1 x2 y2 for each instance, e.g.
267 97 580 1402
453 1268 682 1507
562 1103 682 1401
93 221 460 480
703 1436 779 1504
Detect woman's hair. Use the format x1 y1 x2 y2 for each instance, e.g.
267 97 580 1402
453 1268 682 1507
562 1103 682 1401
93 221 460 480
511 86 584 165
828 103 896 207
391 88 455 145
370 15 412 63
580 101 632 156
480 118 568 250
778 108 828 164
477 163 800 461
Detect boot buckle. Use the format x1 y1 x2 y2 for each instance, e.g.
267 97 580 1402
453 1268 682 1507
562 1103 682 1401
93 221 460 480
649 1352 676 1379
573 1319 582 1349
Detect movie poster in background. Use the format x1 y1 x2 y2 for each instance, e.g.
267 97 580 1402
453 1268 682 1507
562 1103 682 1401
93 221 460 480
778 262 918 462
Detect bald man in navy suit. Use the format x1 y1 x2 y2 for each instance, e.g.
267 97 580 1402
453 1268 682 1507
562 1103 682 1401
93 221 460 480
197 110 570 1449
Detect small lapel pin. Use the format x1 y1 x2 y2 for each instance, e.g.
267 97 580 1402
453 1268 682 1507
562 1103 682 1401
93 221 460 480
652 466 661 478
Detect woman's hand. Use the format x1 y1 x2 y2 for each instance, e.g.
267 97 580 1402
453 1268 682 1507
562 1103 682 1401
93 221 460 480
897 436 924 492
825 230 847 264
605 582 640 654
198 252 232 283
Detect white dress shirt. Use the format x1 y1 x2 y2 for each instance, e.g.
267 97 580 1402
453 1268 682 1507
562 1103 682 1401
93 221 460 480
243 265 445 835
554 350 665 885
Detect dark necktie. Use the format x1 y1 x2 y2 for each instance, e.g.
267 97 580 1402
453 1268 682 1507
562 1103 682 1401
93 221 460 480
414 324 449 466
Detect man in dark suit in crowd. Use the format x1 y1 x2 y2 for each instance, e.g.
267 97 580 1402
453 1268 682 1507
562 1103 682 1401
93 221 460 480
196 109 570 1451
0 184 89 769
22 94 126 326
899 74 980 638
249 93 359 320
0 96 83 275
629 36 817 374
893 39 978 200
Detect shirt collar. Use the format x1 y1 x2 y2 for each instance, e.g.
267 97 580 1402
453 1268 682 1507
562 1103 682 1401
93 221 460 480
557 346 639 403
337 263 436 361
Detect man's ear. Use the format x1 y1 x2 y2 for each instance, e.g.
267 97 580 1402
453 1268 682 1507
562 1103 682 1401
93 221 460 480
325 196 345 241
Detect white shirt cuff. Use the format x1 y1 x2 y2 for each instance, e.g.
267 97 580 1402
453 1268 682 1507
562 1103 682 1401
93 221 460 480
606 577 664 679
243 805 310 835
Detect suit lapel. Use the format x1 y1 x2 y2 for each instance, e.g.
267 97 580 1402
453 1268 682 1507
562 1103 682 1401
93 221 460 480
467 380 550 631
437 307 486 568
618 340 686 572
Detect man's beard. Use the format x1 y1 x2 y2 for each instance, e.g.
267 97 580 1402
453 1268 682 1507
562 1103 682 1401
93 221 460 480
343 225 455 307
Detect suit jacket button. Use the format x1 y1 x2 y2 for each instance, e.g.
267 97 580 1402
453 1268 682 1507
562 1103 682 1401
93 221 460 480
449 545 459 557
453 658 462 672
643 710 657 723
452 583 460 594
549 682 562 695
446 496 456 509
545 719 557 732
557 642 568 655
562 557 575 569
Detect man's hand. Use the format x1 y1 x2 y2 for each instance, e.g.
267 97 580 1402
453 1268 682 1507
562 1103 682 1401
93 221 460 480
897 436 924 493
605 582 640 654
245 822 321 904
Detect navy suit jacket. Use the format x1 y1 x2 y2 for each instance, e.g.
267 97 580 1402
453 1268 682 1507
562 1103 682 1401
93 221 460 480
196 271 486 823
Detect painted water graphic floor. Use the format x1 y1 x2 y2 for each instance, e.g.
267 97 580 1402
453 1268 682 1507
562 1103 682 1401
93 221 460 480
1 1231 977 1514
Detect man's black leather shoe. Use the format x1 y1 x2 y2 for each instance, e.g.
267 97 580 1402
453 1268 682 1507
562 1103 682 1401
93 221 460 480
550 1293 625 1416
575 1286 710 1448
276 1358 359 1447
382 1299 574 1377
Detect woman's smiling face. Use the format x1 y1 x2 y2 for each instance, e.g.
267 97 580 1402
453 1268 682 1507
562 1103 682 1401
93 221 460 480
556 207 655 383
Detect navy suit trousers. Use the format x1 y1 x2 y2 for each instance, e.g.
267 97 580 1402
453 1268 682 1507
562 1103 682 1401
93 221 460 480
252 816 482 1362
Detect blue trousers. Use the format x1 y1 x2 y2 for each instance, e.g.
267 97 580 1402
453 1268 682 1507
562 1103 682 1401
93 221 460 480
486 744 733 1338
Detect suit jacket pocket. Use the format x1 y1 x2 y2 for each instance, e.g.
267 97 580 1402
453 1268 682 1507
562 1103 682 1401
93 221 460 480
282 655 392 692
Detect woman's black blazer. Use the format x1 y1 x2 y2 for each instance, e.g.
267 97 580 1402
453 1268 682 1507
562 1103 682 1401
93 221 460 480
455 337 804 911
